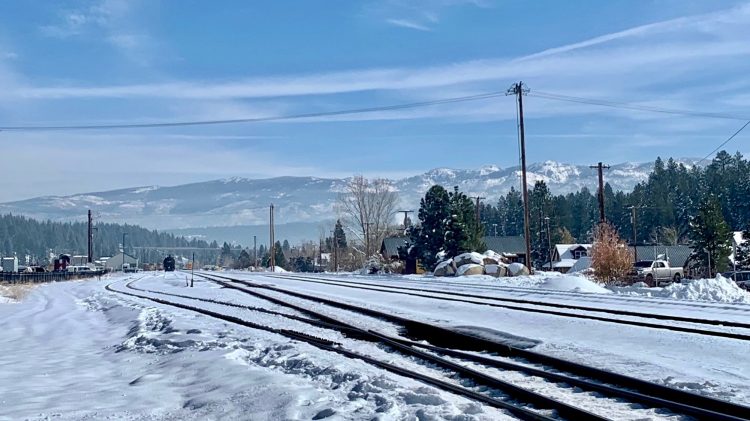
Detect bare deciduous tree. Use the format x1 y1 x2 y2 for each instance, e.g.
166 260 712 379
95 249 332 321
337 176 399 264
591 223 633 285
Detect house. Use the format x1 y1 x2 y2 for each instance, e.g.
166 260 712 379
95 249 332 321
630 245 693 269
104 252 139 271
380 236 410 260
483 236 527 265
551 244 593 273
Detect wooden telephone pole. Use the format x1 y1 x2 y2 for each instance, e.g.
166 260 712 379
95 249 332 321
507 82 533 272
590 162 610 224
471 196 485 229
87 209 93 263
269 204 275 271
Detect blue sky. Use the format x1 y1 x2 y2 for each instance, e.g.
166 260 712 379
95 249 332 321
0 0 749 201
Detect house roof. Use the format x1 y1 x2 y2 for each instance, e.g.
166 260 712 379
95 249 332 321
553 258 578 269
483 236 527 255
629 245 693 268
569 256 593 273
554 244 593 260
381 236 409 258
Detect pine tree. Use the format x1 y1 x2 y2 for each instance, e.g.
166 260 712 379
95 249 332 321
412 185 451 270
443 213 468 258
235 249 252 269
273 240 287 269
735 229 750 270
333 219 347 249
689 196 732 275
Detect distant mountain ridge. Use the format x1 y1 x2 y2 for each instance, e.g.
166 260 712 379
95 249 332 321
0 159 701 231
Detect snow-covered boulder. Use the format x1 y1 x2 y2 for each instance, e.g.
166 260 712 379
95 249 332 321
482 250 508 265
454 252 484 267
484 264 508 278
434 259 457 277
507 263 530 277
457 264 484 276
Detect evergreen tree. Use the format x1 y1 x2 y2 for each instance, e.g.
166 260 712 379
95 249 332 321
443 213 468 258
412 185 451 270
282 239 290 253
447 186 485 253
689 196 732 275
272 240 287 269
235 249 252 269
735 229 750 270
333 219 348 249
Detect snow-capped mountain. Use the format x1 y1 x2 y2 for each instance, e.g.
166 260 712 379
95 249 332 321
0 160 686 230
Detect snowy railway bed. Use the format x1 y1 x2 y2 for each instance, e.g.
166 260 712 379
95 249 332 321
2 273 749 420
183 272 750 420
257 273 750 341
111 277 601 420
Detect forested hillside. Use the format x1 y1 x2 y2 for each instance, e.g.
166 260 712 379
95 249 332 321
0 214 218 264
479 151 749 264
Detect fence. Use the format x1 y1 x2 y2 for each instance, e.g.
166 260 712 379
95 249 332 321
0 271 106 283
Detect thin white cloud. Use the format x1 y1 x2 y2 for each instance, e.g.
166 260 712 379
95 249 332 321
386 18 432 31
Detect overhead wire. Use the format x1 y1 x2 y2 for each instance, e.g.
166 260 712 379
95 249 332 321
0 90 508 131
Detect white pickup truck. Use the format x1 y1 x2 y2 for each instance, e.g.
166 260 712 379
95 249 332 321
632 259 683 286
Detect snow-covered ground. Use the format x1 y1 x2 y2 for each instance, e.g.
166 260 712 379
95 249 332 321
1 271 749 420
0 274 510 420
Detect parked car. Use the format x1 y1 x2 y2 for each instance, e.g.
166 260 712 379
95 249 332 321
721 270 750 290
631 259 683 286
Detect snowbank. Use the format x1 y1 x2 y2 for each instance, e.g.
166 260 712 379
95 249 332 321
612 276 750 303
539 276 612 294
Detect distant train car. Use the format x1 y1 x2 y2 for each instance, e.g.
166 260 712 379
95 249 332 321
163 255 176 272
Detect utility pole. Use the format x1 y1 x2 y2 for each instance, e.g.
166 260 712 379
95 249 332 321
121 232 128 272
507 81 533 272
253 235 257 270
398 210 414 229
629 206 638 262
191 252 194 287
365 222 373 257
471 196 486 230
269 204 275 272
544 216 552 270
589 162 610 224
87 210 93 263
331 230 338 272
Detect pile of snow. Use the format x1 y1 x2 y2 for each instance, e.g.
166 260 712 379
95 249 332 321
612 276 750 303
539 275 612 294
266 266 288 273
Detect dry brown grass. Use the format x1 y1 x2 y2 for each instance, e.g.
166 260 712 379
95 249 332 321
0 283 37 302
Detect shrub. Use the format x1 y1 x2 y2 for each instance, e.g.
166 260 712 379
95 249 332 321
591 223 633 284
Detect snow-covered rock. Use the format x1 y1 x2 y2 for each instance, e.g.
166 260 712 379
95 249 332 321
434 259 456 277
507 263 530 276
454 252 485 267
484 264 508 278
456 264 484 276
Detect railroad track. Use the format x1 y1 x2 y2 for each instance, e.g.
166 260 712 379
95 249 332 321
195 272 750 420
316 274 750 311
255 272 750 341
107 277 593 421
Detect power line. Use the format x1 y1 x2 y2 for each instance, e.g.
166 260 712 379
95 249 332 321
0 91 508 132
698 120 750 163
529 91 748 121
